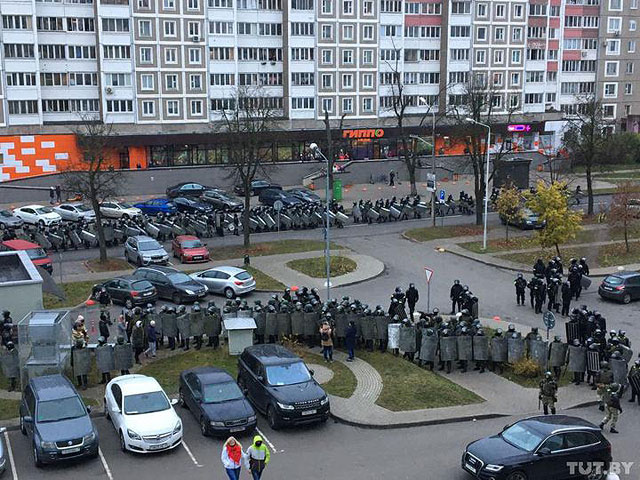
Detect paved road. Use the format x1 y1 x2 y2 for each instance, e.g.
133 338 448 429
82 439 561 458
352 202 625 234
3 405 638 479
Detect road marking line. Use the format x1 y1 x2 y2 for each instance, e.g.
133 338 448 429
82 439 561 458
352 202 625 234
3 430 18 480
98 447 114 480
181 440 203 467
255 427 279 454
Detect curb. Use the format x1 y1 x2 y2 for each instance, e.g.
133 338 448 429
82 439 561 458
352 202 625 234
328 262 387 288
329 411 510 429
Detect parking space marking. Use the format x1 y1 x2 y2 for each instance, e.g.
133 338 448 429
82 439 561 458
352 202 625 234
181 440 203 467
255 427 280 454
4 431 18 480
98 448 114 480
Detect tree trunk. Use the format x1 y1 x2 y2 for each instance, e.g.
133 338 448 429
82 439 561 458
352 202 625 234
625 225 629 252
89 184 108 262
555 243 561 256
243 181 251 248
407 158 417 195
586 165 594 215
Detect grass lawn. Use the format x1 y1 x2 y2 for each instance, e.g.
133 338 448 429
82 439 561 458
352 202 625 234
138 347 357 399
460 234 539 254
0 399 22 420
85 258 131 273
355 350 483 411
286 256 357 278
497 247 585 268
597 241 640 267
43 279 96 309
404 225 484 243
210 239 342 261
244 266 286 291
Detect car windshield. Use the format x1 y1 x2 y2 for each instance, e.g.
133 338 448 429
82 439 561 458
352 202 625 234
501 423 545 452
168 272 192 284
265 362 311 386
132 280 153 291
235 271 251 281
76 205 93 212
0 210 12 217
182 239 203 248
604 276 624 286
37 396 86 423
202 381 244 403
124 391 170 415
26 248 47 260
35 207 53 214
139 241 162 251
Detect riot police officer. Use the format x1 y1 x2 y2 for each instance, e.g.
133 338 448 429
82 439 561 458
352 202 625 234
449 280 463 314
539 371 558 415
514 274 527 306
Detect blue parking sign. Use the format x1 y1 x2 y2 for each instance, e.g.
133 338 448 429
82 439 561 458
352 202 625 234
439 189 445 201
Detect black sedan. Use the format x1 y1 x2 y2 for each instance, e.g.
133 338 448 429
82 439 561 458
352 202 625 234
462 415 611 480
286 187 321 204
92 275 157 309
258 189 302 207
598 272 640 304
234 179 282 196
179 367 257 437
173 197 214 214
201 189 243 211
166 182 212 198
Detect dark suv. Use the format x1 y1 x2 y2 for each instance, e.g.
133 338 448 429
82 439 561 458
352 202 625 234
237 344 329 430
20 374 99 467
598 272 640 304
133 266 208 304
258 189 302 207
92 275 157 309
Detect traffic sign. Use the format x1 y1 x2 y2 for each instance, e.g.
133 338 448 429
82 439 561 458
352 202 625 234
273 200 284 212
439 189 445 201
543 311 556 330
424 267 434 283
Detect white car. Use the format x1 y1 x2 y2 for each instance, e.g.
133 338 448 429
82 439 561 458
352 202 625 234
54 203 96 222
190 266 256 299
13 204 62 226
100 201 142 219
104 375 182 454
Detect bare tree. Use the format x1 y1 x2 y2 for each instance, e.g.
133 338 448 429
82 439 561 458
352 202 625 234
608 181 640 252
218 87 280 248
562 95 614 215
448 77 517 225
322 111 348 191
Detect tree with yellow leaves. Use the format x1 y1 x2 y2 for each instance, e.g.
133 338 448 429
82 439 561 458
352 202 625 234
608 181 640 253
525 180 583 255
496 184 523 241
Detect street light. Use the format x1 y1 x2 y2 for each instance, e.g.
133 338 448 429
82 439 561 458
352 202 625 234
417 99 438 227
309 142 331 301
465 117 491 250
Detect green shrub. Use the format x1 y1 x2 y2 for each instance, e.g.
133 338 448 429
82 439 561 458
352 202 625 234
512 358 541 378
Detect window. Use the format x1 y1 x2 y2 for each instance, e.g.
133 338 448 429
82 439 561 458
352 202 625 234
8 101 38 115
525 93 543 104
363 25 374 40
546 93 556 103
362 49 373 64
632 0 638 7
363 0 373 14
476 27 486 41
493 49 504 64
37 17 65 31
321 24 333 39
291 72 315 86
609 0 622 10
211 98 236 111
342 0 353 13
257 0 281 8
164 20 176 37
138 0 150 7
2 15 29 30
606 61 619 76
511 50 522 64
142 101 155 117
163 0 176 8
630 20 637 31
342 49 353 64
106 100 133 112
69 99 99 112
529 4 547 15
527 49 545 61
321 73 333 88
527 26 546 39
190 100 203 116
608 17 621 33
449 71 469 84
363 73 373 88
188 0 200 9
68 45 96 59
291 48 314 61
104 45 131 59
512 27 522 41
476 3 487 16
491 95 502 109
603 105 616 118
291 0 313 8
210 21 233 34
607 39 621 55
475 50 486 64
210 0 233 5
139 19 152 37
141 74 155 91
165 48 178 64
513 4 523 17
167 100 180 116
626 61 634 74
362 97 373 113
7 73 37 86
67 17 94 32
106 73 131 86
5 44 35 58
322 0 332 13
494 27 504 41
450 49 469 61
188 21 201 37
526 71 545 83
629 40 636 53
165 74 178 90
190 74 203 89
495 3 505 17
450 26 470 38
510 72 520 86
342 98 353 113
140 47 153 64
342 73 353 88
380 49 399 61
291 97 315 109
625 83 633 95
343 25 354 40
291 22 314 36
380 25 399 37
237 23 253 35
380 0 402 12
322 98 333 114
102 18 129 32
451 1 471 14
38 44 66 59
604 83 618 97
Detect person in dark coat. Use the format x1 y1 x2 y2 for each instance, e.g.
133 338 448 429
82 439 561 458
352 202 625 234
533 258 546 277
345 320 357 362
561 281 572 316
131 321 145 364
406 283 419 319
449 280 463 314
233 214 239 236
98 312 111 341
579 257 590 276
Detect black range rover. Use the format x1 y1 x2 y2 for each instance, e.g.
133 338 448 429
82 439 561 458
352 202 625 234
237 344 330 430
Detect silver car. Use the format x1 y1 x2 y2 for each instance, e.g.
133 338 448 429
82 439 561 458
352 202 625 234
190 266 256 298
54 203 96 222
0 209 24 230
124 235 169 266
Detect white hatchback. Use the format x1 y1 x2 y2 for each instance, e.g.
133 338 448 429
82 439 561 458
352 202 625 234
104 375 182 454
13 204 62 226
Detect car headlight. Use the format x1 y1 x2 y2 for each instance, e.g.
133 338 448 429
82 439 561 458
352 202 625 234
184 289 195 295
210 421 225 427
202 285 209 292
40 440 56 449
247 415 256 422
485 464 504 472
82 432 96 444
320 396 329 406
127 429 141 440
173 421 182 434
277 402 295 411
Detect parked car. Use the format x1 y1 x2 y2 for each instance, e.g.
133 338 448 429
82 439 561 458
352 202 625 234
0 427 6 474
100 201 142 220
258 189 302 207
104 375 182 454
124 235 169 267
172 235 210 264
0 239 53 273
133 198 177 216
237 344 330 430
133 266 208 304
172 197 214 215
500 208 545 230
179 367 257 437
234 180 281 196
166 182 212 198
598 272 640 304
461 415 612 480
201 190 243 211
92 276 157 309
0 209 24 230
19 374 99 467
53 203 96 223
190 266 256 298
13 205 61 226
286 187 321 204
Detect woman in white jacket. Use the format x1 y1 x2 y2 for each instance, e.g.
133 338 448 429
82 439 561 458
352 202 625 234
221 436 245 480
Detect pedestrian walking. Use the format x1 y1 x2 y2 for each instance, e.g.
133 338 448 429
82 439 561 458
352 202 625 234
233 213 239 236
221 436 245 480
49 186 55 205
131 321 145 364
55 185 62 203
144 320 157 358
406 283 419 319
345 320 357 362
389 170 395 186
245 435 270 480
320 321 333 362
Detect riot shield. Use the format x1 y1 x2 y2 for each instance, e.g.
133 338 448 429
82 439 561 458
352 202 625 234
565 322 580 344
398 326 417 353
620 345 633 363
163 313 178 338
348 313 362 338
439 336 457 362
490 337 508 362
419 333 438 362
290 312 305 336
529 340 548 369
508 337 525 364
549 342 568 368
361 317 376 341
114 343 134 371
265 312 278 337
611 358 628 386
152 313 163 333
387 323 401 349
0 350 19 378
567 345 586 372
472 336 489 361
586 350 601 373
95 345 115 373
72 348 91 377
334 313 347 339
375 316 389 341
303 312 319 337
629 370 640 394
177 314 192 338
276 312 291 336
457 335 473 361
190 311 204 337
581 275 592 289
252 312 265 337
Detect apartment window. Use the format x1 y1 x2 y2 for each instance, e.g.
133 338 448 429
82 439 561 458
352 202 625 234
529 4 547 15
165 48 178 64
362 49 373 64
321 25 333 39
210 21 233 34
548 28 557 39
363 0 373 14
509 95 520 109
475 50 486 64
495 4 505 17
102 18 129 32
546 93 556 103
342 73 353 88
476 27 486 41
609 0 622 10
189 48 201 64
291 97 315 109
605 61 619 76
142 101 155 117
492 73 503 86
604 83 618 97
237 23 253 35
525 93 543 104
493 50 504 64
510 72 520 86
291 22 314 36
451 1 471 14
513 4 523 17
190 74 203 89
607 39 621 55
164 21 177 37
39 44 66 59
322 49 333 64
106 73 131 86
342 0 353 13
608 17 621 33
104 45 131 59
494 27 505 41
210 47 233 60
511 50 522 64
380 0 402 12
321 74 333 88
165 74 178 90
291 0 313 7
450 26 470 38
140 47 153 63
39 73 65 86
163 0 176 8
8 100 38 115
630 20 637 32
363 73 373 88
526 71 545 83
380 49 399 61
139 20 152 37
257 0 282 7
629 40 636 53
632 0 638 7
138 0 150 7
527 26 546 39
322 98 333 114
380 25 399 37
37 17 65 31
188 22 201 37
548 50 558 60
68 45 96 59
343 25 354 40
603 105 616 118
550 5 560 15
342 49 353 64
449 71 469 83
527 49 545 61
141 74 155 90
5 44 35 58
211 98 236 111
583 17 599 28
626 62 634 74
188 0 200 9
625 83 633 95
450 49 469 61
259 23 282 36
190 100 203 115
491 95 502 109
106 100 133 112
363 25 374 40
291 72 315 86
167 100 180 116
42 99 70 113
322 0 332 13
476 3 487 16
2 15 29 30
67 17 94 32
291 48 314 61
7 73 37 86
210 0 233 5
512 27 522 41
359 98 372 113
342 98 353 113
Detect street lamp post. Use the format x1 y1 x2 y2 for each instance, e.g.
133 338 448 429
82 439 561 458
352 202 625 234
310 142 331 301
465 118 491 250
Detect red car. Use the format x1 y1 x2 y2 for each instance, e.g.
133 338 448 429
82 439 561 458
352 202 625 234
0 239 53 273
171 235 210 263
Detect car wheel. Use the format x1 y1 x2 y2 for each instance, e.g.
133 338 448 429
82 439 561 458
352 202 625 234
122 214 129 220
506 471 527 480
224 287 235 299
267 406 281 430
623 293 632 304
172 293 182 305
180 255 186 264
20 415 26 435
33 444 43 468
200 417 208 436
179 389 187 409
0 223 5 230
38 220 45 227
125 297 134 310
119 431 128 453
